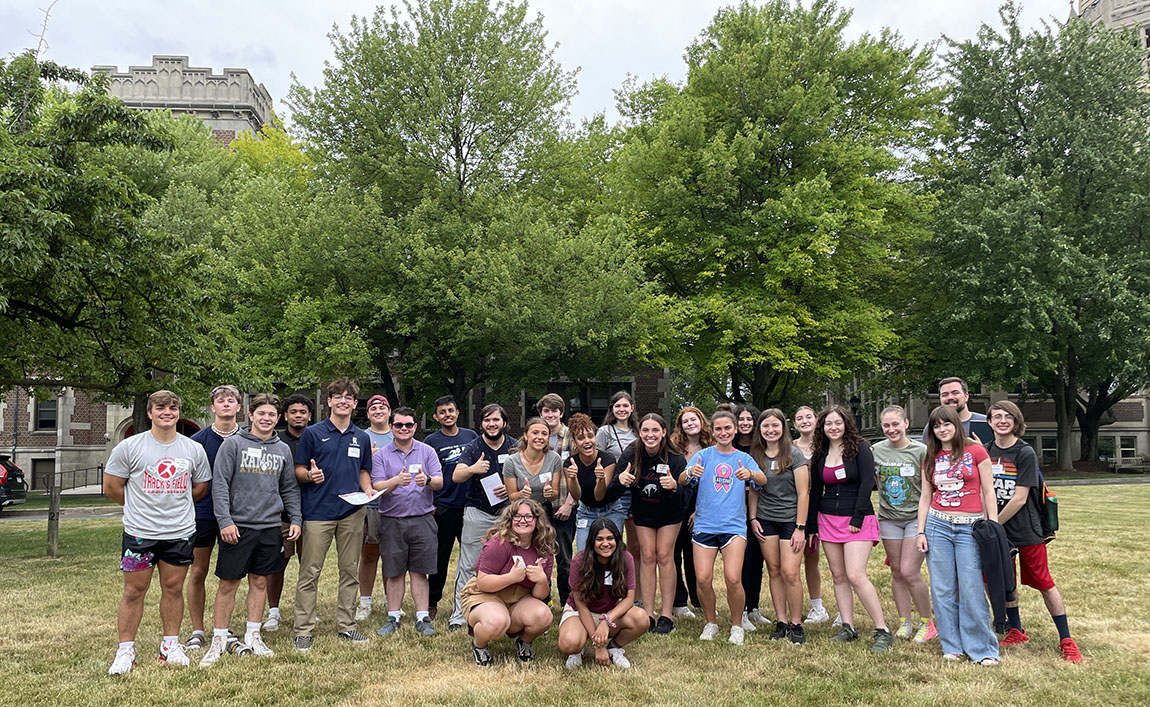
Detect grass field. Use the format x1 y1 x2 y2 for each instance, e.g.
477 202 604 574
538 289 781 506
1 486 1147 706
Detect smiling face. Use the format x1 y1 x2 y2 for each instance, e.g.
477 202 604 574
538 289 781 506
793 408 816 436
680 411 701 437
880 411 908 443
367 400 391 427
574 427 597 457
759 415 783 444
612 397 633 424
147 402 181 432
713 416 736 446
737 411 755 435
823 411 845 442
592 527 616 559
512 502 536 537
392 413 416 443
525 421 550 452
539 405 562 432
639 419 664 453
989 409 1015 436
327 392 356 419
939 382 969 413
250 403 280 437
933 420 957 445
284 403 311 433
433 402 458 430
481 410 506 440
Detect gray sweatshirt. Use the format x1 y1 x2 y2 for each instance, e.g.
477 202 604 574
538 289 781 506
213 427 302 529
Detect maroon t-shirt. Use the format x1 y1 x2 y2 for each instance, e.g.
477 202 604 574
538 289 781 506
566 550 636 614
476 536 554 590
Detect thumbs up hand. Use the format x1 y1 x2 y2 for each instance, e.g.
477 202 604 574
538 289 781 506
618 463 635 487
735 459 751 481
308 459 325 484
594 458 605 481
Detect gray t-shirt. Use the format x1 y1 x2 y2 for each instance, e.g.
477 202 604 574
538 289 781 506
755 445 808 523
596 425 637 460
872 439 927 521
502 450 563 505
106 431 212 540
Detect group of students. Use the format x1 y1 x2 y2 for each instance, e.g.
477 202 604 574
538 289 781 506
102 376 1081 675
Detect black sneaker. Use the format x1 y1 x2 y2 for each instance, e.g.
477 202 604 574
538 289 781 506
338 629 370 644
769 621 790 641
872 627 894 653
651 616 676 635
293 635 312 652
515 637 534 664
648 616 656 633
789 624 806 645
830 623 859 642
472 640 493 667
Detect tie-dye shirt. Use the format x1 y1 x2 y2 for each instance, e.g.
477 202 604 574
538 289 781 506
687 446 761 535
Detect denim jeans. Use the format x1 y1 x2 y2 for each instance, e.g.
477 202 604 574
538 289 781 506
574 499 629 553
925 514 1000 662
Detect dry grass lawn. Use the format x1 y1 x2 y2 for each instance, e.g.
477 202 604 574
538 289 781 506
0 485 1147 706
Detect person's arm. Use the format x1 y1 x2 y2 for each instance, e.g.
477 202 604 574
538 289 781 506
103 473 127 505
998 484 1028 525
594 460 613 501
564 457 582 504
748 487 766 542
191 482 210 502
851 443 876 529
916 463 933 553
791 463 810 553
452 444 482 482
977 456 998 523
807 457 823 537
280 455 303 531
212 442 237 531
359 437 374 493
528 556 553 600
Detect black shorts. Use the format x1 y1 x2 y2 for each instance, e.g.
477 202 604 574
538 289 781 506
120 533 194 572
756 518 797 540
215 527 287 580
633 501 685 529
193 517 220 549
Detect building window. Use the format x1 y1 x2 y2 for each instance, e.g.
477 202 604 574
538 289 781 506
1144 26 1150 49
1120 435 1138 460
1098 436 1117 462
35 399 57 431
1041 436 1058 466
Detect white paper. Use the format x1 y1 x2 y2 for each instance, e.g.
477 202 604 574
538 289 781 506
339 489 383 506
479 473 504 506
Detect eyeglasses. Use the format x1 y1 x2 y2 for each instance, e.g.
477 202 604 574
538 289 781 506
393 422 416 429
330 394 356 402
989 414 1014 422
513 514 536 523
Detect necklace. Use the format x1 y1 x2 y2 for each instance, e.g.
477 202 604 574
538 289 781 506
212 424 238 438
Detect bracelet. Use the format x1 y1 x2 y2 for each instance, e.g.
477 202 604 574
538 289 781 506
915 532 926 537
600 613 617 629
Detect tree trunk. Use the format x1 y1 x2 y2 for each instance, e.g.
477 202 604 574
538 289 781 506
130 393 148 437
1050 372 1077 472
1076 382 1123 463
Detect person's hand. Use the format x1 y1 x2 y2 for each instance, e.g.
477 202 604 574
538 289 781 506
688 512 695 529
592 620 610 648
807 534 819 551
525 558 547 584
594 459 605 482
507 562 527 584
396 467 413 487
493 483 509 499
307 459 324 484
971 431 984 446
543 481 555 499
690 461 704 479
848 524 860 533
618 463 635 487
594 644 610 666
414 467 428 487
565 459 578 482
659 473 677 490
735 460 751 481
789 528 805 554
473 458 490 476
287 524 301 541
554 503 572 521
220 525 240 544
916 534 929 553
751 518 766 542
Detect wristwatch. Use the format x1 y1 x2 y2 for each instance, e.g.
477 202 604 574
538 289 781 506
795 524 806 531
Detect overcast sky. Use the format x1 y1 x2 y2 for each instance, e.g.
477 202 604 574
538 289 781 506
2 1 1076 124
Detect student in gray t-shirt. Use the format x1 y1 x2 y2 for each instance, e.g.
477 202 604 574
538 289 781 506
103 390 211 675
503 419 563 506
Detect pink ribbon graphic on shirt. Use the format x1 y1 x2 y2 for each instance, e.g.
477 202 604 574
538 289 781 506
714 463 733 493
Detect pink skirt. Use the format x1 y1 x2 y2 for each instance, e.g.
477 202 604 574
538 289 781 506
817 512 880 544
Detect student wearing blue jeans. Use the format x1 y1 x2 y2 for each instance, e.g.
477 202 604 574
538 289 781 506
567 413 625 552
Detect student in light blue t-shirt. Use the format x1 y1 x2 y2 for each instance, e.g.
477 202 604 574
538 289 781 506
678 410 766 646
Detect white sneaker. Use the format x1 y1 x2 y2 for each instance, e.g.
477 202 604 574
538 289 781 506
262 612 281 632
832 612 843 628
608 646 632 669
741 611 758 632
672 606 696 619
729 625 745 646
355 603 372 622
699 622 720 641
158 642 190 667
246 632 274 657
748 608 771 626
804 605 830 625
108 647 135 675
564 651 583 670
199 636 226 667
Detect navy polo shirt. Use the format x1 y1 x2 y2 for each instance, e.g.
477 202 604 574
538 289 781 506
190 426 230 520
426 428 479 509
294 418 373 521
459 435 518 515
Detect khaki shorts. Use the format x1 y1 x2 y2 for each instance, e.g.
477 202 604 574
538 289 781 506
459 577 532 625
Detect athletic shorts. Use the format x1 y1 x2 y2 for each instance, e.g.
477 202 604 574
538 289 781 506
379 513 438 577
120 532 194 572
280 521 298 558
1014 542 1056 591
215 526 287 580
691 531 744 549
193 517 220 549
879 518 918 541
363 508 381 546
755 518 797 540
633 504 685 529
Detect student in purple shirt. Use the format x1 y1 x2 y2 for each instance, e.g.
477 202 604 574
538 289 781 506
370 407 443 638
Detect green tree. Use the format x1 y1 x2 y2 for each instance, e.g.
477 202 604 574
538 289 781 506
613 0 942 409
923 3 1150 470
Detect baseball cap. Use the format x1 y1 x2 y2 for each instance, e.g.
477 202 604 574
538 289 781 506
367 395 391 409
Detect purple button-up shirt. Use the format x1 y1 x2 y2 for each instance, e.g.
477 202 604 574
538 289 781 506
371 439 443 517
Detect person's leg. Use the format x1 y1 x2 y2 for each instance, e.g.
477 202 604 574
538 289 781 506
156 561 190 638
429 506 464 614
804 543 823 604
883 537 912 622
246 574 268 624
386 574 407 612
558 614 589 656
624 516 642 601
508 597 554 643
612 605 650 647
844 541 886 630
469 602 512 649
898 536 932 620
573 504 594 554
117 566 155 642
719 537 747 626
673 521 691 608
761 536 785 620
411 573 430 613
823 541 853 627
451 507 493 626
952 523 998 661
637 525 659 618
334 509 365 633
741 519 763 613
552 511 576 607
693 543 719 623
212 579 241 629
925 515 962 656
187 544 214 634
779 538 805 624
655 524 680 618
359 544 380 605
294 519 336 636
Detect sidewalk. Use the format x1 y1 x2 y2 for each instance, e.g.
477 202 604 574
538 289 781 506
2 506 122 519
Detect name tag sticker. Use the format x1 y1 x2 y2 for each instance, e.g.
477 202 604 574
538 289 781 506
348 447 361 459
834 467 847 480
603 571 613 586
498 454 509 464
540 472 552 485
249 447 263 457
935 461 949 473
561 451 570 461
576 518 589 529
991 463 1004 475
900 464 915 478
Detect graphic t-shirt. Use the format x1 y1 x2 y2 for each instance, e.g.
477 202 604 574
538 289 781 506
503 450 563 506
459 435 518 515
615 446 686 523
872 439 927 521
687 447 761 535
475 536 554 590
929 445 989 514
987 440 1045 547
426 428 479 509
571 450 620 508
106 432 212 540
754 445 808 523
566 550 636 614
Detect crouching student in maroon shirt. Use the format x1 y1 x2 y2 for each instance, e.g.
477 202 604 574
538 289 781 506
558 518 648 669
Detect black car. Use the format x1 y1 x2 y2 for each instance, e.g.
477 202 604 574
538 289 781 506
0 456 28 511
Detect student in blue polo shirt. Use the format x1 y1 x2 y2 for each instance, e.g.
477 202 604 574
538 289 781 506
291 379 375 651
424 395 478 622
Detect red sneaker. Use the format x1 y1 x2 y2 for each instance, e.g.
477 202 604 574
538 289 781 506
1059 637 1082 663
1000 628 1029 646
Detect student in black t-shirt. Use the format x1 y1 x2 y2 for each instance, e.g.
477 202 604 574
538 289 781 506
986 401 1081 663
734 404 767 632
